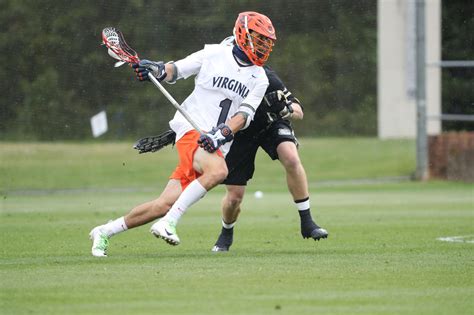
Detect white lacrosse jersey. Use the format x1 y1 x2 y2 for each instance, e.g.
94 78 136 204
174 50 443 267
169 44 269 156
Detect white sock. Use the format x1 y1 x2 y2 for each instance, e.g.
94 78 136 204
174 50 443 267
222 219 235 229
164 179 207 224
295 197 310 211
103 216 128 237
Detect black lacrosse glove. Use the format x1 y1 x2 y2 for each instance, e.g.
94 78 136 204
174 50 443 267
133 130 176 154
198 124 234 153
264 90 293 119
131 60 166 82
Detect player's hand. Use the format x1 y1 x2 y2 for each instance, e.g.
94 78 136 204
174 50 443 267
197 124 234 153
131 60 166 82
265 90 293 119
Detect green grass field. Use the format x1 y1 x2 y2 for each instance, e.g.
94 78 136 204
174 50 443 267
1 139 473 315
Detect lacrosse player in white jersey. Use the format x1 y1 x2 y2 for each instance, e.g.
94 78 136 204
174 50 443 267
89 11 277 256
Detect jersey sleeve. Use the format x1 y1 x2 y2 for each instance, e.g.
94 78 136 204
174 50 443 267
174 48 206 79
240 74 269 119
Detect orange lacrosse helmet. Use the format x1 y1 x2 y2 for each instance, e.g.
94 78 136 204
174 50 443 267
233 11 276 66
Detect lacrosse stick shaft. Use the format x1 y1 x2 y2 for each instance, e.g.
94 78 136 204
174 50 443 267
148 74 203 134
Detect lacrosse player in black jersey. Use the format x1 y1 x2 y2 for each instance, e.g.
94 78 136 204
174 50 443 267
211 62 328 252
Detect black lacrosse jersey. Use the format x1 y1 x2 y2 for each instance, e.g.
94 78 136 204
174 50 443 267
245 65 301 135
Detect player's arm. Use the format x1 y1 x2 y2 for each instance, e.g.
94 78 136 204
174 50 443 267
227 108 251 133
196 106 252 154
280 77 304 120
263 84 306 121
264 66 304 121
131 60 176 82
162 63 178 83
131 48 205 83
268 96 303 120
289 100 303 120
198 79 269 153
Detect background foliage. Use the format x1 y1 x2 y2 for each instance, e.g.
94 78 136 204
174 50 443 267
0 0 471 140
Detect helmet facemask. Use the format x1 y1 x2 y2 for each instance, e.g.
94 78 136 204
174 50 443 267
247 31 274 63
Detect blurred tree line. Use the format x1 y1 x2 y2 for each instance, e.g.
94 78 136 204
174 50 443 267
0 0 471 140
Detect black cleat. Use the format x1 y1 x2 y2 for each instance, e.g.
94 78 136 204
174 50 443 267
301 221 328 241
211 227 233 252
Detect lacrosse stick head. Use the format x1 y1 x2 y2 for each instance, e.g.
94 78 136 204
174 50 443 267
102 27 140 67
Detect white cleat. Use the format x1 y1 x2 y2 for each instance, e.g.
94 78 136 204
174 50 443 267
89 226 109 257
150 219 180 246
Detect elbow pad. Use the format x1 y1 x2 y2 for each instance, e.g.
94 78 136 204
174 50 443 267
240 112 252 130
234 111 252 130
232 110 253 130
235 103 256 130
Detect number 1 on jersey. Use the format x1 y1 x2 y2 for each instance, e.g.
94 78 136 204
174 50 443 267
217 99 232 125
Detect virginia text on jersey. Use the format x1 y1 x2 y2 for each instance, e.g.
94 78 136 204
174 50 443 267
212 76 250 98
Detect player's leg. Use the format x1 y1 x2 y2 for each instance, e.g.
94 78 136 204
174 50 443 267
211 130 258 251
276 141 328 240
212 185 245 252
261 120 328 241
124 179 182 228
222 185 244 224
151 132 228 245
193 147 229 189
276 141 308 200
89 179 182 257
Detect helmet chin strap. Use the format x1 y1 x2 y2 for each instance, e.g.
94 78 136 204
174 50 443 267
232 45 252 66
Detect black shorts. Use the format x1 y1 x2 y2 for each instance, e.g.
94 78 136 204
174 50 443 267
223 119 298 186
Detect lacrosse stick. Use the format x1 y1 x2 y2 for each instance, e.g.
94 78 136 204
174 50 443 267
101 27 203 134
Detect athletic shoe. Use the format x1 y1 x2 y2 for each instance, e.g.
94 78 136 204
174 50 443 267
89 225 109 257
150 219 180 246
301 221 328 241
211 227 234 252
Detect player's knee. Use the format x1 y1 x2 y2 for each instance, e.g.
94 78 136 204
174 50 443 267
281 154 302 171
227 193 243 208
217 168 229 182
208 167 228 185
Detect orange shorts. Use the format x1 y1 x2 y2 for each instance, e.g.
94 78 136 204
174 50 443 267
169 130 223 189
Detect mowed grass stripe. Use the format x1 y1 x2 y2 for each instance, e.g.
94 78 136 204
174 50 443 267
1 181 473 314
0 138 415 191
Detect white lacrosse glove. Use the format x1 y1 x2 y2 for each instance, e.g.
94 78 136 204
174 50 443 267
197 124 234 153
